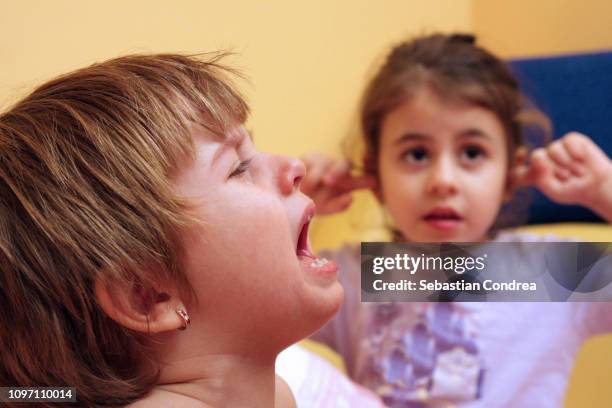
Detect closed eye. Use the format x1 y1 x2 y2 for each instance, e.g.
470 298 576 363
228 158 252 179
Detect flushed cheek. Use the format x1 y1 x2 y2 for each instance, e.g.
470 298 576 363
382 174 424 215
467 167 506 204
184 199 294 274
462 172 507 230
228 227 295 278
387 169 419 190
183 222 299 321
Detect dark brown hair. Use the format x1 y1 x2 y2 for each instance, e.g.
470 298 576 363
0 53 248 406
352 33 551 237
359 33 550 175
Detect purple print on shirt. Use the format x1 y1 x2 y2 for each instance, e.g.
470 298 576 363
357 303 483 406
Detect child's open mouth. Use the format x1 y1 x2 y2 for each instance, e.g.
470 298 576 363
296 204 338 277
423 207 463 231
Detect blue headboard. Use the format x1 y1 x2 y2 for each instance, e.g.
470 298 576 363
508 51 612 224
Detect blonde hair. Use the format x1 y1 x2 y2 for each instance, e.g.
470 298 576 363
0 53 248 406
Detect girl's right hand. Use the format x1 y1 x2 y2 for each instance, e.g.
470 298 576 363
300 153 377 215
512 132 612 221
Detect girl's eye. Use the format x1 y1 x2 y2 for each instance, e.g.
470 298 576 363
402 147 428 164
228 158 252 179
461 145 486 162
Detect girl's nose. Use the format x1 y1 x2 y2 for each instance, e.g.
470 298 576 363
277 155 305 195
426 158 458 197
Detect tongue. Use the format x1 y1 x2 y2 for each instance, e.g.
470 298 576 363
297 248 315 259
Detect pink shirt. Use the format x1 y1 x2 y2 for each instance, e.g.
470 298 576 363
309 232 612 407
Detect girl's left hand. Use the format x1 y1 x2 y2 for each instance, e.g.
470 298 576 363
513 132 612 218
300 153 377 215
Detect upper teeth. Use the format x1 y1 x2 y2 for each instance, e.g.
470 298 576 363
311 258 329 267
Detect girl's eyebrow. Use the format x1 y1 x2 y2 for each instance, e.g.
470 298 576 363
393 129 492 145
458 128 492 141
394 132 430 145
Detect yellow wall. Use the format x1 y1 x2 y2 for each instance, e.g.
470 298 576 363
310 0 612 251
0 0 470 157
473 0 612 57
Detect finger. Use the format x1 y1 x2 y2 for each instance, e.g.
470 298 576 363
564 132 611 169
322 160 352 185
529 148 555 184
510 163 533 188
510 148 550 188
561 132 588 161
334 174 378 193
300 154 334 194
567 162 586 177
553 167 571 182
301 152 324 168
327 193 354 212
547 141 584 177
539 175 566 199
317 193 354 215
530 149 567 197
547 140 572 168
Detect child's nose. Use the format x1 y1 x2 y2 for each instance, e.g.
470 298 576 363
277 155 305 195
426 158 458 197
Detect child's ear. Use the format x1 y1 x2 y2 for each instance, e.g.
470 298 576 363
505 146 530 201
95 275 188 334
364 154 383 203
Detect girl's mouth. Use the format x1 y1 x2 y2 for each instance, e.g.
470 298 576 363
423 207 463 231
296 204 338 277
297 216 314 258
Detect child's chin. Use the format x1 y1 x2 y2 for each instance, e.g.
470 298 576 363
407 225 472 243
300 282 344 333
